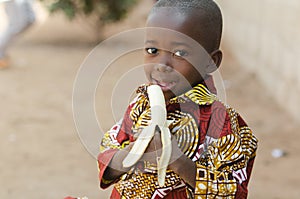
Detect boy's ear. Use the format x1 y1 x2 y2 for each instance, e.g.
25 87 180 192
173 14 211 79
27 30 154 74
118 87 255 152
206 49 223 73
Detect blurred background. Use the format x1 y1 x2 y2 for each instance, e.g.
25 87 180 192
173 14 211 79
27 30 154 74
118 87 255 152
0 0 299 198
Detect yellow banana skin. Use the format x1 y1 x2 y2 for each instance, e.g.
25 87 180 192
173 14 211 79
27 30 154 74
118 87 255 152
122 85 172 187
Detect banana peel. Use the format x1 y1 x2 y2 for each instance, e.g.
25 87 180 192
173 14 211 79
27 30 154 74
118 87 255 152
122 85 172 187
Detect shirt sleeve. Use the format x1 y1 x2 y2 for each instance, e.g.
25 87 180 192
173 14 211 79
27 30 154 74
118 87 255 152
97 102 134 189
194 105 258 198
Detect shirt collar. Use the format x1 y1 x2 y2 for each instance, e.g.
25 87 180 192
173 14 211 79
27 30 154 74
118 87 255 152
169 75 218 105
137 75 218 106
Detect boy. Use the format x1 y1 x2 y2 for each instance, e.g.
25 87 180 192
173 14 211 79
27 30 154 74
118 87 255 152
98 0 258 198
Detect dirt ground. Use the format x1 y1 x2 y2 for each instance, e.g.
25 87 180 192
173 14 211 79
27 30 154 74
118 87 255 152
1 1 299 199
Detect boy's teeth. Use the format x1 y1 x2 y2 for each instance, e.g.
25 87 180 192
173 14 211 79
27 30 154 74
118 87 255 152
159 81 175 87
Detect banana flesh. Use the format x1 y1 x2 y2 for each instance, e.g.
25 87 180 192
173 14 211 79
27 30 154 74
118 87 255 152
122 85 172 187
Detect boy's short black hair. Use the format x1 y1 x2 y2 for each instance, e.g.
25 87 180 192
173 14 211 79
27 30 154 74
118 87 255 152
151 0 223 52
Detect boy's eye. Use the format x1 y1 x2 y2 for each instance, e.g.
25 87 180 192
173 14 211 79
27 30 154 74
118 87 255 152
145 47 158 55
173 50 188 57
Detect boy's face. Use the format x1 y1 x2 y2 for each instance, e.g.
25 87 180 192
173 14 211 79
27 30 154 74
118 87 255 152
144 9 213 101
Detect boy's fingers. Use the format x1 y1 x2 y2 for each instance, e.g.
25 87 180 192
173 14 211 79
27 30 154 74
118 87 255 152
155 125 161 133
133 133 139 141
134 126 160 141
133 128 143 140
153 128 162 149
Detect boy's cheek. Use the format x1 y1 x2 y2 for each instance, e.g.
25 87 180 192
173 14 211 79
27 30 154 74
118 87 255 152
143 66 153 78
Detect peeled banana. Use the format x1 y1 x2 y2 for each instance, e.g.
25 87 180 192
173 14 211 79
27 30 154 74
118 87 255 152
122 85 172 187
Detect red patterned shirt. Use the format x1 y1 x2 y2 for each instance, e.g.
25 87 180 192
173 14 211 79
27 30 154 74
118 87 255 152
98 78 258 199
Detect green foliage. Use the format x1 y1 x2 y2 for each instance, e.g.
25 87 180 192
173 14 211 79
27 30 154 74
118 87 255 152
47 0 138 23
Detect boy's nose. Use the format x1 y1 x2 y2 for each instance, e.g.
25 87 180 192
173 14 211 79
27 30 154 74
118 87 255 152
154 53 173 72
154 63 172 72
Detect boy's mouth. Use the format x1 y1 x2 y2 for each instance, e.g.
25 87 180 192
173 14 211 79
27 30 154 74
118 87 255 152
152 79 177 92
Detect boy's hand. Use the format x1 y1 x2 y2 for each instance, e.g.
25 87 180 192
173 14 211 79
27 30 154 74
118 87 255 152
140 126 184 166
140 126 163 164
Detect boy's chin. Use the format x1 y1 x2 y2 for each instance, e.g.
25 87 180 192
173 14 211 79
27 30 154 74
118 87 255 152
161 90 176 101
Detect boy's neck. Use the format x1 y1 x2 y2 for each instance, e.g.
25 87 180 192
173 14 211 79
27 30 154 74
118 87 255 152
200 75 217 94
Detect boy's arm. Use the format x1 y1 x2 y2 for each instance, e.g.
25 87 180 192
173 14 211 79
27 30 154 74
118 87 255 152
98 105 134 188
97 124 128 188
169 107 257 198
101 142 134 184
169 126 257 198
192 111 258 198
194 129 257 198
98 88 150 189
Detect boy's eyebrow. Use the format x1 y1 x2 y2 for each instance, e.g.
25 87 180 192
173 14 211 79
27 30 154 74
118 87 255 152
144 40 157 45
170 41 192 48
144 40 192 48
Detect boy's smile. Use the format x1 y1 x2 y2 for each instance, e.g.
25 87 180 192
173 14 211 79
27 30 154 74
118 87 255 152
144 8 217 101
